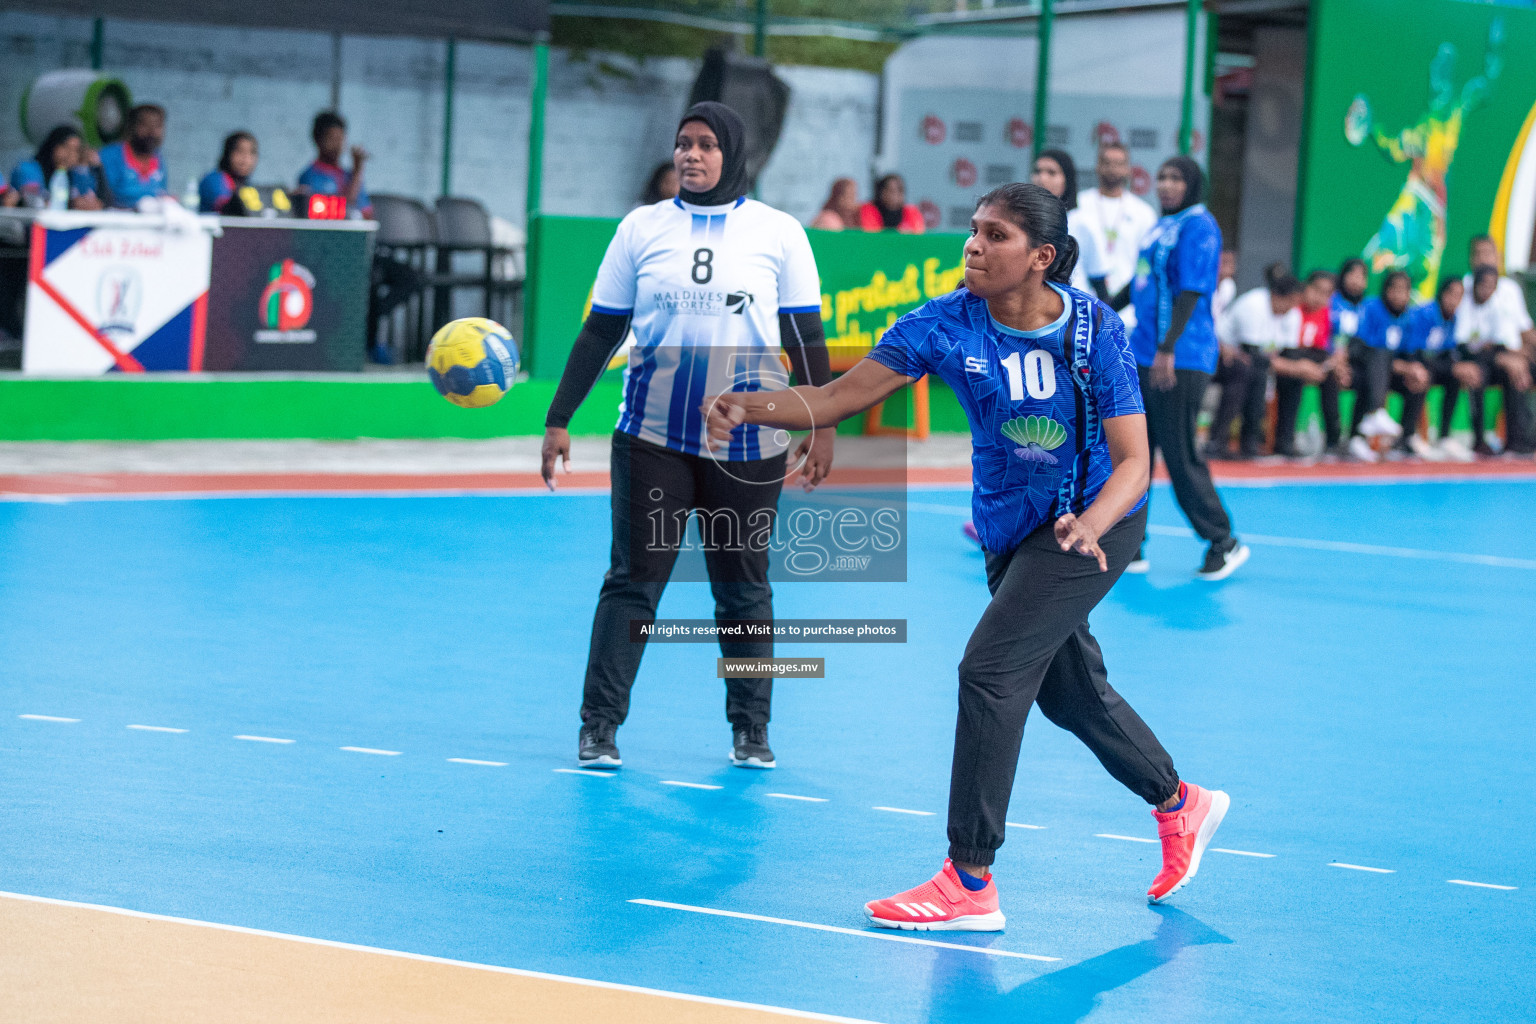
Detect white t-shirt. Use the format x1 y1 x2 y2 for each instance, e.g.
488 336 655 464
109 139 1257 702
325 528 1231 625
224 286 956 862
1456 292 1524 352
1073 187 1159 294
1460 274 1533 335
592 196 822 459
1066 207 1104 294
1211 276 1237 325
1219 287 1302 352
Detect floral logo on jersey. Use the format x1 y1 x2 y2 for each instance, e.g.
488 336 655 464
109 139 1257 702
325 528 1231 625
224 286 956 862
725 292 755 315
1001 415 1067 465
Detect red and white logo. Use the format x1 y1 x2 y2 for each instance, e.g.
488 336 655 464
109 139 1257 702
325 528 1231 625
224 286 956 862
919 199 941 230
1095 122 1122 148
1131 165 1153 196
921 115 946 145
1006 118 1032 149
952 158 977 189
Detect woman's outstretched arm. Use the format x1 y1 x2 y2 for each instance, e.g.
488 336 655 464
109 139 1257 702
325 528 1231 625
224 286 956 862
702 357 914 450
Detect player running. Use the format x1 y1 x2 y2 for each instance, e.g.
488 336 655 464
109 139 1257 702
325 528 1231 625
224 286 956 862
543 101 833 771
703 183 1228 930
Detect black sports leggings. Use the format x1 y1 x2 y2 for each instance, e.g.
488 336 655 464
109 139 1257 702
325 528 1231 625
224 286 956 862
947 506 1179 867
580 430 786 730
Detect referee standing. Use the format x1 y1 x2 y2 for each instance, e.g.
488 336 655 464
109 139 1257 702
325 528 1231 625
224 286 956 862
542 102 833 770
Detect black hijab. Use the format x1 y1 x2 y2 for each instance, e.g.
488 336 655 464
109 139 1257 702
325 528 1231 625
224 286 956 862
1037 149 1079 212
874 173 905 229
1159 155 1205 214
676 101 749 207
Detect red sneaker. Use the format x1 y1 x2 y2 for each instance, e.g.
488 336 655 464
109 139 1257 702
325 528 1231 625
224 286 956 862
865 859 1005 932
1147 782 1230 903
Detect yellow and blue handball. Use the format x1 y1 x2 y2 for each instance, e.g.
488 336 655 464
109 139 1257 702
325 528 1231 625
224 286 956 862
426 317 520 408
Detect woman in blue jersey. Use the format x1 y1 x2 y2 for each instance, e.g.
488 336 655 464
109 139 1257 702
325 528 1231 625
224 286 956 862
542 102 834 771
1346 270 1425 461
1331 258 1368 343
704 183 1228 930
198 132 258 214
1127 156 1246 579
8 125 103 209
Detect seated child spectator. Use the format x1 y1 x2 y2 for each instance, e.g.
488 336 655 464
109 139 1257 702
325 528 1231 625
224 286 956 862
1208 266 1302 458
1456 265 1534 455
1347 270 1424 462
297 111 372 219
1396 276 1478 460
1272 270 1348 457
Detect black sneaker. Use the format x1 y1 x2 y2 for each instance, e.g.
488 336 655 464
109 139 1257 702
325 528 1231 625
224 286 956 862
730 724 775 769
578 721 621 768
1196 537 1250 581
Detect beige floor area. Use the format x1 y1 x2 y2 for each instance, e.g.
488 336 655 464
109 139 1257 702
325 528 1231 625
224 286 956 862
0 893 873 1024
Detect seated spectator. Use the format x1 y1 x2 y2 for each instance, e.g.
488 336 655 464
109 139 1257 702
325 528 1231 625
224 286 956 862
1347 270 1424 462
297 111 371 219
859 173 924 233
810 177 860 231
1464 234 1536 353
1331 257 1368 342
1207 267 1302 458
639 162 678 206
9 125 103 210
1212 250 1238 323
1272 270 1348 458
1396 276 1473 460
199 132 258 214
1456 265 1534 455
99 104 169 209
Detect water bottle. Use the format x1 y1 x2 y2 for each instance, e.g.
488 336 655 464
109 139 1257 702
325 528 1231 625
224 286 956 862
48 168 69 210
182 177 200 210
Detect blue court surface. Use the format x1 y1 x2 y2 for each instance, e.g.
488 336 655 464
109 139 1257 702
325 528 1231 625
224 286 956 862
2 477 1533 1022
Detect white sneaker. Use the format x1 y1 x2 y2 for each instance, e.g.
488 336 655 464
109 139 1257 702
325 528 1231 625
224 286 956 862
1437 437 1475 462
1408 434 1443 461
1362 408 1403 439
1348 435 1380 462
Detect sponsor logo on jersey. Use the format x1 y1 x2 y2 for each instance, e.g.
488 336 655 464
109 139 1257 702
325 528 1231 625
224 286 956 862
650 290 756 317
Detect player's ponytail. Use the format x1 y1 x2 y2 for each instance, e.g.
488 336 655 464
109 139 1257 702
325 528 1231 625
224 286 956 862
975 182 1079 287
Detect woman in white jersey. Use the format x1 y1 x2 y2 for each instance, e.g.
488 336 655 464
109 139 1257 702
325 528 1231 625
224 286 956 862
542 102 834 770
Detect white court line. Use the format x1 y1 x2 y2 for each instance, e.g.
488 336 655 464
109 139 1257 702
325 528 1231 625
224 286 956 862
1006 822 1046 829
767 793 828 802
629 899 1059 962
127 724 188 733
0 891 878 1024
1144 524 1536 571
1096 833 1157 844
448 758 507 767
1211 848 1275 858
18 714 79 723
1329 862 1395 874
873 806 934 816
234 735 294 744
662 781 723 790
340 746 401 756
1448 879 1517 891
553 768 614 776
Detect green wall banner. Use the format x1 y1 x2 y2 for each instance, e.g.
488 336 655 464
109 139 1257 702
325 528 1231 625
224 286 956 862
1299 0 1536 297
526 215 967 378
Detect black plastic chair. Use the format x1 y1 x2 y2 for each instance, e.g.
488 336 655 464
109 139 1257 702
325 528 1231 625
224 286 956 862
370 194 438 361
432 196 521 329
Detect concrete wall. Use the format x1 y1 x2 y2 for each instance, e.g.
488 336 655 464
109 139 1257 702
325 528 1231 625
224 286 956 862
0 12 877 225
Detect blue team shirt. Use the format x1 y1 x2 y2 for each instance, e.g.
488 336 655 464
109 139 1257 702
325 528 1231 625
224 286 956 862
1128 204 1222 373
98 142 168 208
298 160 371 217
8 160 97 202
1403 301 1458 356
868 284 1146 555
1329 293 1364 345
198 170 238 213
1353 297 1414 351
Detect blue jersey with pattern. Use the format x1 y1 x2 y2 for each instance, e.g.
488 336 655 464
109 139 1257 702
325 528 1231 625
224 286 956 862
868 284 1146 555
1355 297 1414 351
8 160 96 201
298 160 372 217
1330 293 1364 345
1404 301 1457 355
1128 204 1222 373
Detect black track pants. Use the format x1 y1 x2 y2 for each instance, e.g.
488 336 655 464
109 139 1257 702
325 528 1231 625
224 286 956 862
1139 366 1234 545
580 430 786 730
947 507 1180 867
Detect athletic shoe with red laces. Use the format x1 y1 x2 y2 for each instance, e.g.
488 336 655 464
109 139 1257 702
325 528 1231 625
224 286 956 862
1147 782 1230 903
865 859 1005 932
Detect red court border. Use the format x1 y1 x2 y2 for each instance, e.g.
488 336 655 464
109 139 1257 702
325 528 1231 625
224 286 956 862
2 458 1534 497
